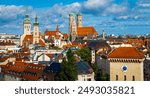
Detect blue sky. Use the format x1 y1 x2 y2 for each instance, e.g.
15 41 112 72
0 0 150 35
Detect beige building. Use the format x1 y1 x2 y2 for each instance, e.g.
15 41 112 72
76 61 95 81
78 73 95 81
108 47 145 81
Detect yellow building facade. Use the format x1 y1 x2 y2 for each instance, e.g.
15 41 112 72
108 47 144 81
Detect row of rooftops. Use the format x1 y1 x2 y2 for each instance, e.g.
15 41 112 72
1 61 45 80
0 55 94 80
0 38 147 60
0 40 16 46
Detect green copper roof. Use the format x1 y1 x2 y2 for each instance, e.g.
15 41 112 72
34 15 39 25
69 13 74 16
24 14 30 24
77 12 82 16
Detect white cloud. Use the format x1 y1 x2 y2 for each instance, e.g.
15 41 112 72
1 0 150 35
83 0 112 9
105 4 127 14
0 5 32 20
138 0 150 7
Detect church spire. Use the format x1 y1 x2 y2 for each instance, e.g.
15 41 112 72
56 24 59 32
24 14 30 24
34 15 39 25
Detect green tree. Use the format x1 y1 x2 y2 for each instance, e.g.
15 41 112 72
55 49 77 81
69 35 72 42
92 64 100 81
100 69 107 81
52 46 61 50
76 47 91 63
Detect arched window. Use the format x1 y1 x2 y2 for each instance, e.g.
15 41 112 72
35 32 37 35
116 75 118 81
124 75 126 81
132 76 135 81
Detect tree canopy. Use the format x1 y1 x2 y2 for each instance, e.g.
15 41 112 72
76 46 91 63
55 48 77 81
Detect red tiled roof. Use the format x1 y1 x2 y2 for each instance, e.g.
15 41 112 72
0 57 9 62
1 62 12 69
39 39 45 46
108 47 145 59
63 34 68 39
55 35 60 39
20 52 30 56
22 74 41 81
46 54 53 58
63 44 72 49
24 63 45 73
23 34 45 46
22 48 29 52
22 63 45 80
8 61 28 72
23 35 33 42
45 31 57 37
0 40 16 46
77 27 98 37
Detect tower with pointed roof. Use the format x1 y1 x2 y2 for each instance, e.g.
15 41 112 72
33 15 40 44
69 13 77 42
56 24 59 32
23 14 31 35
20 14 31 46
77 13 82 27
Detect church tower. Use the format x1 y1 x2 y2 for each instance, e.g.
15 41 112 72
20 14 31 46
23 14 31 35
102 30 105 39
33 15 40 44
69 13 77 42
77 13 82 27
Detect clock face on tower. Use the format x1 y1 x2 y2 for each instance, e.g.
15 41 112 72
121 65 128 72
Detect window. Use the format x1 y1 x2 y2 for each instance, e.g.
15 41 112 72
116 75 118 81
124 75 126 81
132 76 135 81
87 78 91 81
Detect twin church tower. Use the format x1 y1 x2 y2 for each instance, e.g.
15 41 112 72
69 13 82 41
21 12 98 47
20 14 45 47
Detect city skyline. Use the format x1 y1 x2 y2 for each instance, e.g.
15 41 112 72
0 0 150 35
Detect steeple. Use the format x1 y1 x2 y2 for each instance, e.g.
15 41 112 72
24 14 30 24
56 24 59 32
34 15 39 25
77 12 81 16
33 15 40 44
102 30 105 39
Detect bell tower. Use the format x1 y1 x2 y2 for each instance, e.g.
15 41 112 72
77 12 82 27
23 14 31 35
69 13 77 42
33 15 40 44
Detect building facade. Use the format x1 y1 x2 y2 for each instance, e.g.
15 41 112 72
108 47 145 81
20 14 45 47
